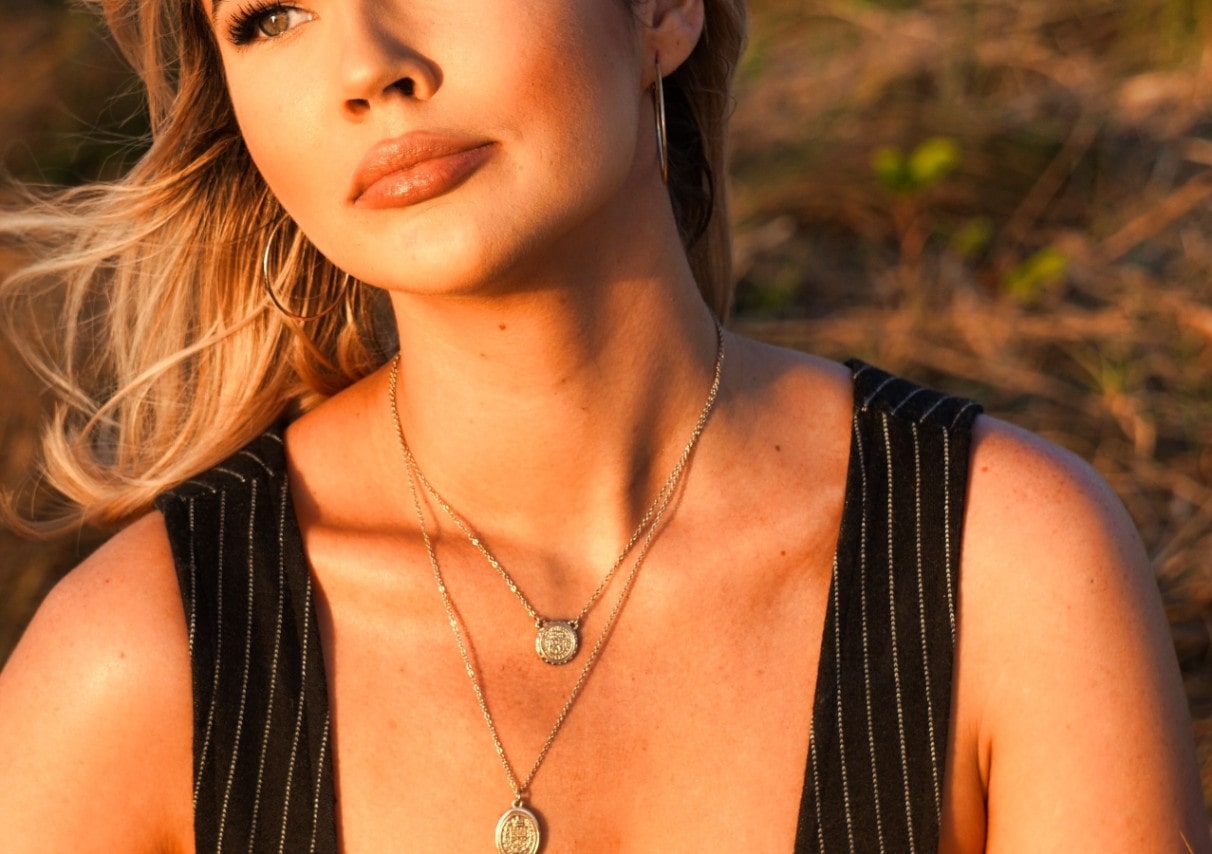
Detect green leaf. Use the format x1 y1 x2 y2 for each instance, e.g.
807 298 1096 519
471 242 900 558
950 217 993 259
1002 246 1069 304
872 146 910 193
907 137 961 188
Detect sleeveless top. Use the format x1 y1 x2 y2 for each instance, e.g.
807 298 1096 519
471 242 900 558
155 361 981 853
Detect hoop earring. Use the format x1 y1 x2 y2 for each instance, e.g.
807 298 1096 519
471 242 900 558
653 56 669 185
262 219 350 321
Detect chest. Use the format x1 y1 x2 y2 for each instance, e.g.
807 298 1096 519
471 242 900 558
316 545 829 853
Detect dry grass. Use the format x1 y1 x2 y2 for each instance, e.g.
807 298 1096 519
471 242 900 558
729 0 1212 816
2 0 1211 823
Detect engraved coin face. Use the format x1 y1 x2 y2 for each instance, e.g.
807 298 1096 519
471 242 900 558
535 621 579 665
495 805 541 854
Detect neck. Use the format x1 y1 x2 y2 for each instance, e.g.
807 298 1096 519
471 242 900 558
383 246 722 581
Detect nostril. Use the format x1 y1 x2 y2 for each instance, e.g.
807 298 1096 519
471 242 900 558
392 78 416 98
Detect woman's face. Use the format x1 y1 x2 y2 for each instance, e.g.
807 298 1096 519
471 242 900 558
204 0 664 295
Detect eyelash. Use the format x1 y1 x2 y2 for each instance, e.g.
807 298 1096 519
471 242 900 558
226 1 307 46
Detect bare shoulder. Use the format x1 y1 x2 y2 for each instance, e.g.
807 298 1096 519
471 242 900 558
725 333 854 431
0 513 194 854
953 416 1210 851
962 417 1151 594
961 417 1166 643
716 334 855 499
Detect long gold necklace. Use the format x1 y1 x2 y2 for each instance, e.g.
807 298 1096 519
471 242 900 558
395 318 724 666
387 325 725 853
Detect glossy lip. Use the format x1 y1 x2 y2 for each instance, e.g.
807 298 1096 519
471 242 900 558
351 133 495 210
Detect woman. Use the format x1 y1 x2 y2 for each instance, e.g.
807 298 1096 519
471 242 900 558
0 0 1205 850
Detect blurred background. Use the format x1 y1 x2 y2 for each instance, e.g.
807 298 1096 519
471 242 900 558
2 0 1211 819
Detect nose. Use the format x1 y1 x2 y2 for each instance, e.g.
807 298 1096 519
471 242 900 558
336 7 441 117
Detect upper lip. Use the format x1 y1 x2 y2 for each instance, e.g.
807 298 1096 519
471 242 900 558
350 132 493 202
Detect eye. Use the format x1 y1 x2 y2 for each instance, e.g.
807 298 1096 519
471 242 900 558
227 3 315 46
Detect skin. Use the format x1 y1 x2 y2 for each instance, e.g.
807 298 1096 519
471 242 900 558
0 0 1207 850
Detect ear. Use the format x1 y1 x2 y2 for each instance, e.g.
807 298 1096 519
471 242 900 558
637 0 706 84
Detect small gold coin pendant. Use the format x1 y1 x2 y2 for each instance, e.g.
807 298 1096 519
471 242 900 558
495 802 541 854
535 620 579 665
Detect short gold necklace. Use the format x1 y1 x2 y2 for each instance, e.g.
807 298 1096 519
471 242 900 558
395 317 724 666
387 325 725 853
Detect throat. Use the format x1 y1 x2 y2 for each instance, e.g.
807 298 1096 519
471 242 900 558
382 309 726 597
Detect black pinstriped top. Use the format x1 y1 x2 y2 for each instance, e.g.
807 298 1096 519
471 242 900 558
155 361 981 853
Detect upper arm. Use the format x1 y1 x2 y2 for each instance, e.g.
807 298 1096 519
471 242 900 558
954 417 1209 852
0 513 194 854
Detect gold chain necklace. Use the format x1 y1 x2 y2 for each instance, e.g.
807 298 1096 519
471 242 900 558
387 325 725 853
395 318 724 665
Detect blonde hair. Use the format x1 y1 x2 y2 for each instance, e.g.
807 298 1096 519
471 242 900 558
1 0 747 535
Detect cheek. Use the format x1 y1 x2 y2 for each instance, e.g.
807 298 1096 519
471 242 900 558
500 7 644 198
228 77 331 215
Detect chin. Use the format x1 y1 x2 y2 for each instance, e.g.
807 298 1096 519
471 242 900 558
352 203 582 298
355 228 525 298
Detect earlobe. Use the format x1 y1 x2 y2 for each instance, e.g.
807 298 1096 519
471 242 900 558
643 0 705 81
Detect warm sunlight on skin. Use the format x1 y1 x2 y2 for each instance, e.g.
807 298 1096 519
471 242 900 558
0 0 1207 851
208 0 661 300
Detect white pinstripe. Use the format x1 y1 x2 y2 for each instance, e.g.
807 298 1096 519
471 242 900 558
186 499 197 656
214 466 248 483
809 719 825 853
890 386 928 415
950 401 979 430
194 490 227 809
854 416 887 853
917 393 952 425
185 479 218 494
238 449 274 478
883 414 917 852
831 548 857 853
278 569 315 854
247 480 290 850
218 480 258 852
309 712 332 854
912 423 944 823
942 431 957 646
863 375 899 409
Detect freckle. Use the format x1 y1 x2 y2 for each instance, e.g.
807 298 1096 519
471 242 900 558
479 352 487 358
119 650 126 659
498 323 507 331
775 444 782 452
780 550 787 557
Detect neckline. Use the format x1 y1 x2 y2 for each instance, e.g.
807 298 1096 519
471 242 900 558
273 374 865 851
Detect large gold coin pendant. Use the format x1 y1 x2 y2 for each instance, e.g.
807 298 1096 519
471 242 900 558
495 802 541 854
535 620 579 665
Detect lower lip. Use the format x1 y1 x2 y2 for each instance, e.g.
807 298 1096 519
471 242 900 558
354 144 495 210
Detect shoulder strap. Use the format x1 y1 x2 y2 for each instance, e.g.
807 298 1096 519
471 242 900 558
796 361 981 853
155 428 337 854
